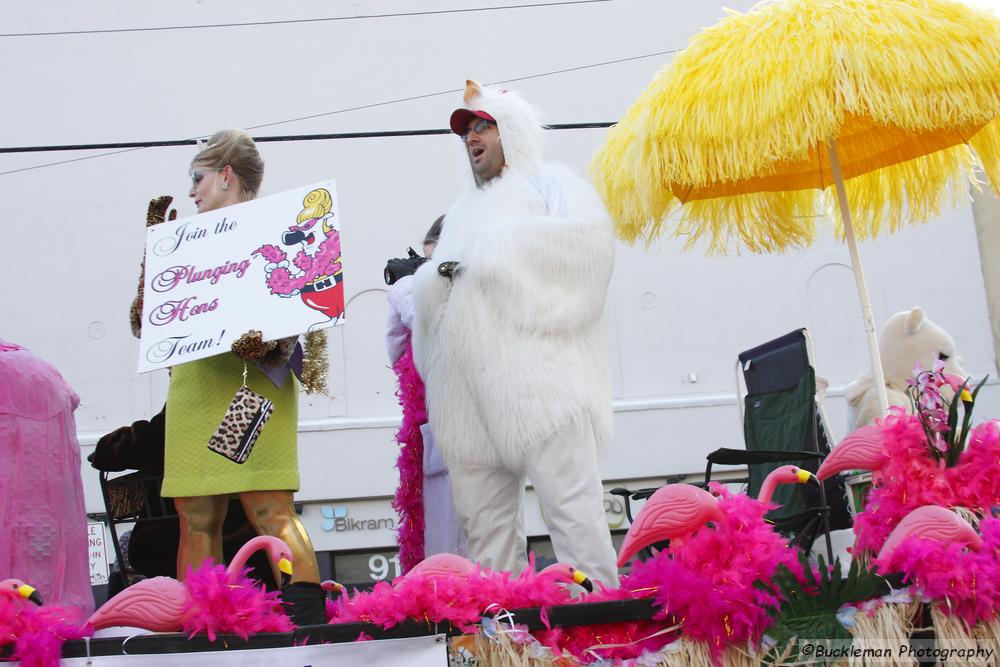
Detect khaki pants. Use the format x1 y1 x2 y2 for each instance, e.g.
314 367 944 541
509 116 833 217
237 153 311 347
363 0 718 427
448 419 619 587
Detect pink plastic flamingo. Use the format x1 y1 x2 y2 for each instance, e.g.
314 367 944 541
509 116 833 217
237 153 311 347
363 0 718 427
617 466 816 566
757 465 815 504
876 505 982 564
538 562 594 592
406 552 593 590
617 484 724 567
1 578 90 666
321 580 347 597
0 578 43 606
941 373 973 398
87 535 293 631
816 424 888 481
407 552 478 579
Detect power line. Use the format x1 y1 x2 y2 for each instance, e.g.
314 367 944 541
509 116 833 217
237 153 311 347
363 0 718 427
0 1 611 38
0 147 148 175
243 49 676 133
0 50 677 176
0 123 615 154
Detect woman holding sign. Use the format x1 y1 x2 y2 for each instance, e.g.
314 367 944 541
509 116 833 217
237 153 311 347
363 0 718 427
159 129 325 626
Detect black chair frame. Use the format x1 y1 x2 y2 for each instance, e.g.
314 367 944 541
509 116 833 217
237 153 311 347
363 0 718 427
98 469 177 590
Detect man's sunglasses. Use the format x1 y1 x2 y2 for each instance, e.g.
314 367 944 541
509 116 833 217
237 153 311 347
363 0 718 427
461 119 496 142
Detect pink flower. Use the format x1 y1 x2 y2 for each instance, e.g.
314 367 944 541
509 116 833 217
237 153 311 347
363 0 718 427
919 392 941 411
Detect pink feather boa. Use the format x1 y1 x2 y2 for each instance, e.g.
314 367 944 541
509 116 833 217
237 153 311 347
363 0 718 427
854 411 1000 554
253 231 343 295
391 342 426 572
531 586 677 662
329 568 677 662
329 486 800 663
327 557 578 633
621 485 803 663
949 419 1000 510
0 598 87 667
875 517 1000 626
181 562 293 640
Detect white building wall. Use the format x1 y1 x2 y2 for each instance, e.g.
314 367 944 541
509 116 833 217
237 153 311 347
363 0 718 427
2 1 998 556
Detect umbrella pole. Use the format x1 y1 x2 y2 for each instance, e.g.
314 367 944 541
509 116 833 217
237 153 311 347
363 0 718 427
826 140 891 416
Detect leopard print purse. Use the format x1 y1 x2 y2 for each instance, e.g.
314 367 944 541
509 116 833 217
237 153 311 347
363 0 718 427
207 364 274 464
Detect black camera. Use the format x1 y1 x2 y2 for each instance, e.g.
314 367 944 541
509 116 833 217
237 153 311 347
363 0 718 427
384 247 428 285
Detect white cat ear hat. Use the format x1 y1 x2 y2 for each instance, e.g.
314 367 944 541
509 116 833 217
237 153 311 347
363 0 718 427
448 79 544 174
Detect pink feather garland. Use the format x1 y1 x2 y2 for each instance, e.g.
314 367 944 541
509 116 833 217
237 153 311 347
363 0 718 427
621 485 802 664
328 562 680 660
950 420 1000 511
875 517 1000 626
329 486 802 663
0 598 88 667
391 342 427 572
530 586 677 662
180 561 293 641
853 412 1000 555
329 556 579 633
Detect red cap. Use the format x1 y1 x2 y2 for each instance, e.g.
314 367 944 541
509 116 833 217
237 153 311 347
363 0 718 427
449 108 496 135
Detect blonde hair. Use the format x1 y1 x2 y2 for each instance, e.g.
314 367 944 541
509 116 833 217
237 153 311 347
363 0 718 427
297 188 332 223
192 129 264 199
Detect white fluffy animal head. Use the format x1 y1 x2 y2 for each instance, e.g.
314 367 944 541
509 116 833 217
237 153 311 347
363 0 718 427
454 79 544 176
879 307 965 383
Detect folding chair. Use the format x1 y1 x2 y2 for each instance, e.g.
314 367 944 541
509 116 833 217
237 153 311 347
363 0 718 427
99 469 178 590
705 328 852 563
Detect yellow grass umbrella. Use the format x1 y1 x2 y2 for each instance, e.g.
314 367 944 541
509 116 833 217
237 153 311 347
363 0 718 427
591 0 1000 414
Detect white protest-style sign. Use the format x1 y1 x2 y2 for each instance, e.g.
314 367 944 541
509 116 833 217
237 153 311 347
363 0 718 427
138 181 344 373
60 634 448 666
88 522 109 586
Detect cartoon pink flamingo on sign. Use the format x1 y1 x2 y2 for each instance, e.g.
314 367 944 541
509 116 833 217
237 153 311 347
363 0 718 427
253 188 344 328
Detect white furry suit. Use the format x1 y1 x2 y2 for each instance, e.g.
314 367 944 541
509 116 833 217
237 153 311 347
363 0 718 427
411 84 619 586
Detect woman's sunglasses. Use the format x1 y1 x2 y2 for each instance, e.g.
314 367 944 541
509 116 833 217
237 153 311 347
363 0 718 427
189 167 223 186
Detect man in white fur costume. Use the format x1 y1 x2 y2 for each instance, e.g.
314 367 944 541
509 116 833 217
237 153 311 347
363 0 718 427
411 80 619 586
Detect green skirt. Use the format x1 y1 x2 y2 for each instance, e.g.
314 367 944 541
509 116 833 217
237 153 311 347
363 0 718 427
162 353 299 498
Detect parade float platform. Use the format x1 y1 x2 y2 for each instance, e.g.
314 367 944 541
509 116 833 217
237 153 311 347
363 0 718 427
49 598 659 661
34 589 972 666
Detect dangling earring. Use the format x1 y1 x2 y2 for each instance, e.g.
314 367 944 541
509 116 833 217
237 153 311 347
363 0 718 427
221 182 230 191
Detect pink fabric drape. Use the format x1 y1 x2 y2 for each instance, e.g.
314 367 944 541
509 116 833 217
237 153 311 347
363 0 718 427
0 340 93 612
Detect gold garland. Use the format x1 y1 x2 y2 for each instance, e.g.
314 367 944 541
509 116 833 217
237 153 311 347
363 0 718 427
300 329 328 395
